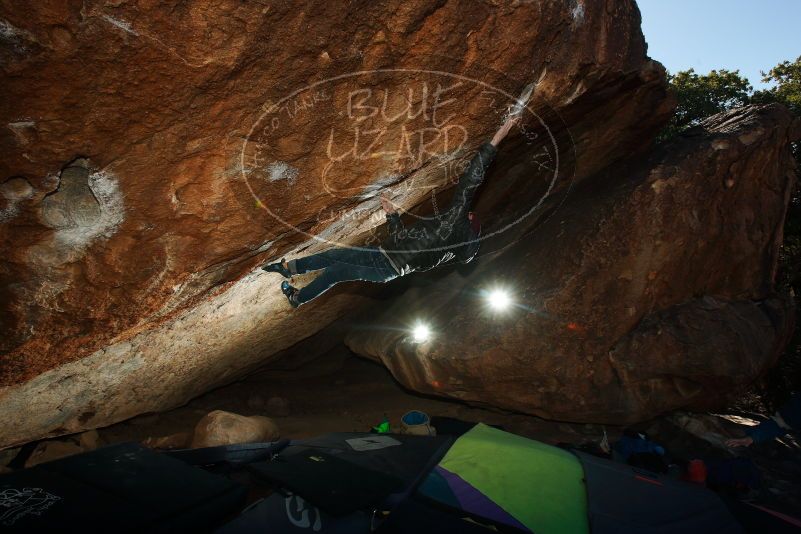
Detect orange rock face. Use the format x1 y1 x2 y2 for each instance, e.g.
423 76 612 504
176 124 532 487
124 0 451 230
345 105 799 423
5 0 778 447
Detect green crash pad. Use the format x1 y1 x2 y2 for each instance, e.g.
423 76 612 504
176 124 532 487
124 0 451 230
438 423 589 533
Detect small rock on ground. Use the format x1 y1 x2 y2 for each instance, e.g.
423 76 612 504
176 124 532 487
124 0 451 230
191 410 279 448
78 429 100 450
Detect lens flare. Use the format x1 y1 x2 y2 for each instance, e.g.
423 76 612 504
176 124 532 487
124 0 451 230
487 288 512 311
412 323 431 343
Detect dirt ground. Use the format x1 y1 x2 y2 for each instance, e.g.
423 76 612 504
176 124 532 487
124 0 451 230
100 346 601 446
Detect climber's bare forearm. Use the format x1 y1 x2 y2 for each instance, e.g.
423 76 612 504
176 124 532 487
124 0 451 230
380 192 397 214
490 115 520 146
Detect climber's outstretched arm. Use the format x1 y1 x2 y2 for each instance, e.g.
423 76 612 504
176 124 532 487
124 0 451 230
491 114 520 147
379 115 520 220
447 114 520 211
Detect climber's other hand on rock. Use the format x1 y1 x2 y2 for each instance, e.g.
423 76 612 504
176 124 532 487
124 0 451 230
725 436 754 448
380 192 396 214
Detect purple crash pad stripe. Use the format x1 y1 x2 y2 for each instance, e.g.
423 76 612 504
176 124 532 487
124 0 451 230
436 466 531 532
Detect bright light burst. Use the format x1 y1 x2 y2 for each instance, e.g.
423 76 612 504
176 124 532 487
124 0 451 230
486 288 512 311
412 323 431 343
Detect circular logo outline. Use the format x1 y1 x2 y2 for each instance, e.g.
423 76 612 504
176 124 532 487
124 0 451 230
240 68 574 254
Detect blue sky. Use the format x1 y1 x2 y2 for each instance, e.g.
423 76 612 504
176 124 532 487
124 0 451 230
638 0 801 89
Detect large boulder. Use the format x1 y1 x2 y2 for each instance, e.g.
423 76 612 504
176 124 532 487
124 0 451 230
0 0 674 447
345 105 799 424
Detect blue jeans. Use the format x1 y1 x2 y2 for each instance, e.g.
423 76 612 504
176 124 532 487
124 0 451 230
288 247 398 305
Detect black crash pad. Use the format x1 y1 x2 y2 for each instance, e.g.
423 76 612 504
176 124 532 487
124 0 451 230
248 433 452 517
0 442 246 532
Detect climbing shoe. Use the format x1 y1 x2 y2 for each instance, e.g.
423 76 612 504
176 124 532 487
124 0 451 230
262 258 291 278
281 280 299 308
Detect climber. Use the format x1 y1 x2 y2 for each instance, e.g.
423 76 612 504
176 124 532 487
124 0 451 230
262 113 520 307
725 392 801 448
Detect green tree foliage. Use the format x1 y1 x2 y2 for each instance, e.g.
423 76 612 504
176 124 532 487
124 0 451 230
662 56 801 147
660 68 752 140
752 56 801 118
751 57 801 177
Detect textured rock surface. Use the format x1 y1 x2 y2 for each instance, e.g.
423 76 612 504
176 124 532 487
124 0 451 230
190 410 279 448
24 430 101 468
25 440 85 468
0 0 676 446
346 105 798 424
